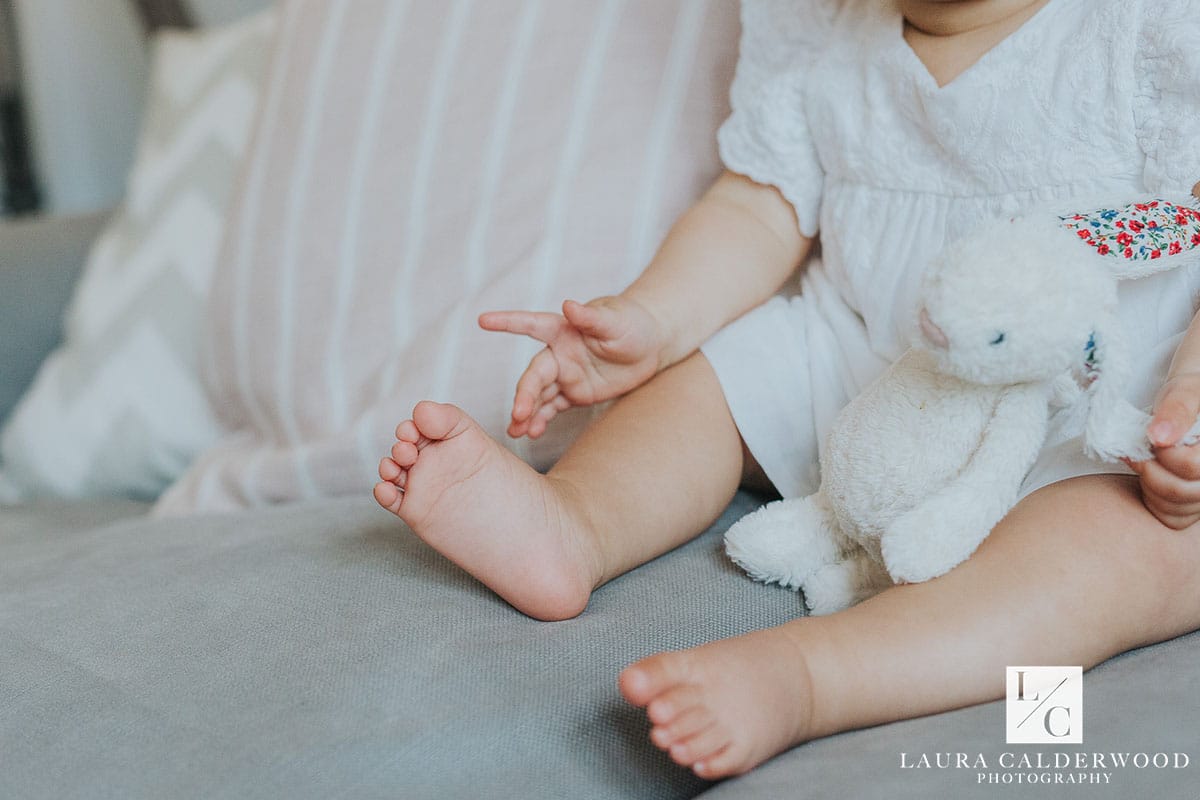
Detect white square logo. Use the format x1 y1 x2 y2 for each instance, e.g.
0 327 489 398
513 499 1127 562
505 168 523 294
1006 666 1083 744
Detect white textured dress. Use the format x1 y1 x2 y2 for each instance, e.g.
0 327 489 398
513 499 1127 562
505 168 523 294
701 0 1200 501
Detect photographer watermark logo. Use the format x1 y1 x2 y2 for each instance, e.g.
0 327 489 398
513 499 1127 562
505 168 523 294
1006 666 1082 744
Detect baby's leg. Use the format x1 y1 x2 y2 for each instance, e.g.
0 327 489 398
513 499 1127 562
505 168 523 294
374 352 750 621
620 474 1200 779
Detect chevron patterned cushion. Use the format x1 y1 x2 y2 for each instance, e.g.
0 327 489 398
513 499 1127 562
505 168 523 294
156 0 739 511
0 9 276 502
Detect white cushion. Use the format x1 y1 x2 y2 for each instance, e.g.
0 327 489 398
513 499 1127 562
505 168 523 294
158 0 739 511
0 9 276 502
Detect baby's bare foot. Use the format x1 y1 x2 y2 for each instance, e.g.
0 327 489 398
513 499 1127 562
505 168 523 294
374 401 600 620
618 623 821 780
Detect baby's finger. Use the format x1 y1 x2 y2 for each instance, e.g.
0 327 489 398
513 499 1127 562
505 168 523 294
507 417 529 439
527 397 567 440
1140 492 1200 531
539 381 562 406
563 299 623 341
513 349 559 422
508 406 542 439
509 393 567 439
479 310 566 345
1134 456 1200 506
1148 382 1200 447
1152 441 1200 481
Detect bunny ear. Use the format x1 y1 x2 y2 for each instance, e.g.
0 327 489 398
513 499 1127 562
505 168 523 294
1081 321 1154 463
1058 196 1200 280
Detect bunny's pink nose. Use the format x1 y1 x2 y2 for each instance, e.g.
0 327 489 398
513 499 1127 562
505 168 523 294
919 308 949 348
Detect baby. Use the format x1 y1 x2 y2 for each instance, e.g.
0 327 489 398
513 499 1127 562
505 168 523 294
375 0 1200 780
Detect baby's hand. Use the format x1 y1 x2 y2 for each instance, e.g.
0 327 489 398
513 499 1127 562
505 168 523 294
479 296 664 439
1123 372 1200 530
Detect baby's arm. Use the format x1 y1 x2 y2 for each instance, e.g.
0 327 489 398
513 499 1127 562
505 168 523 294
625 170 812 369
481 170 813 438
1124 307 1200 529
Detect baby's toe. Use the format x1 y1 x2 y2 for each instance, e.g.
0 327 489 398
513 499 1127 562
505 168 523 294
651 704 713 748
619 652 694 707
395 419 421 444
411 400 469 440
646 684 702 726
390 440 419 468
670 726 731 768
694 741 752 780
379 457 402 482
373 481 403 514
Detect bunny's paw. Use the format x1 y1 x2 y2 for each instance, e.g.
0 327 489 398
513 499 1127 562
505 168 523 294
725 495 842 590
881 506 976 584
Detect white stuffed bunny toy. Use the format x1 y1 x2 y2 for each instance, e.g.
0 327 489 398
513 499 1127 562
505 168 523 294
724 197 1200 616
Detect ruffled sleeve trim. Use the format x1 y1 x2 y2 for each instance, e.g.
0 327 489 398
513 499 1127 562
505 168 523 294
718 69 823 237
717 0 835 238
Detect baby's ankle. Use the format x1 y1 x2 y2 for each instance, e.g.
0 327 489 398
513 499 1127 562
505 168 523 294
543 474 609 592
773 619 858 742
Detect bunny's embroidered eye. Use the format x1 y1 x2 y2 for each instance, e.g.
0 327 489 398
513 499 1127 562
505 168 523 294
990 332 1006 346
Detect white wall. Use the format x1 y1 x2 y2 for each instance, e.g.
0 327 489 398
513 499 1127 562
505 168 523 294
13 0 270 215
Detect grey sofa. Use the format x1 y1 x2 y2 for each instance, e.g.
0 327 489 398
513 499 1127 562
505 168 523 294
3 216 1199 799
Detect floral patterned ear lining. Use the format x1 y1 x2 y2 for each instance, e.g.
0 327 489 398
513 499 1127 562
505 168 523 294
1059 199 1200 261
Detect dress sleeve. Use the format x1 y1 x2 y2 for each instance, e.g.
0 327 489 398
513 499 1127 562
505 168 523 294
1134 0 1200 196
717 0 835 237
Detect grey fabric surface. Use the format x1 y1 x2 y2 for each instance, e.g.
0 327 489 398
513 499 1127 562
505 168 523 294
705 630 1200 799
3 493 1197 799
1 492 801 799
0 496 149 537
0 211 109 427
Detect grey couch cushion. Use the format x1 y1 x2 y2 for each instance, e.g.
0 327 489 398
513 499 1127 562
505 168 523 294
704 630 1200 799
2 494 1197 799
1 492 800 799
0 497 149 536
